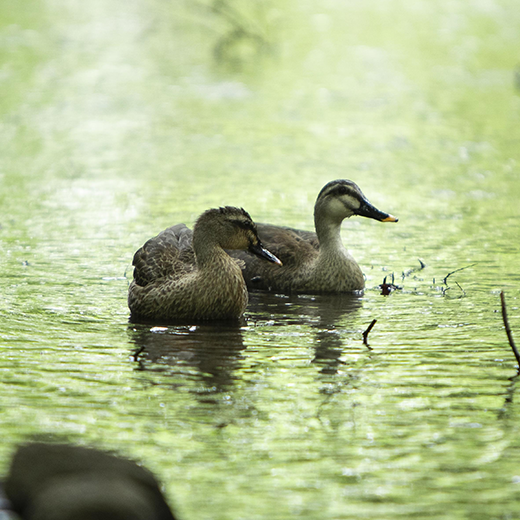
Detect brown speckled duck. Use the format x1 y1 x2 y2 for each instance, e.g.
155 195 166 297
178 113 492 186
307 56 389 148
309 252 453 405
230 180 398 294
128 207 282 322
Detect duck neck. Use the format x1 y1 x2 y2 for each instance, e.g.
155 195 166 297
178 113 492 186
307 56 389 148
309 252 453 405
314 208 346 257
193 229 242 281
192 231 228 270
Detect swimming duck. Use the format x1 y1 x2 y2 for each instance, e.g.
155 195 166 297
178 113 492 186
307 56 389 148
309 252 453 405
230 180 397 293
128 206 281 321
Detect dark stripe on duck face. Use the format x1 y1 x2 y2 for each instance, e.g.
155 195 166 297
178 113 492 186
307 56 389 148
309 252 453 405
317 180 398 222
329 183 356 198
231 217 258 236
318 180 362 201
216 206 258 234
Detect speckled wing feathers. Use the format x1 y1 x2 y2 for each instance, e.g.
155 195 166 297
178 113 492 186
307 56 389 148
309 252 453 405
255 224 320 265
132 225 195 287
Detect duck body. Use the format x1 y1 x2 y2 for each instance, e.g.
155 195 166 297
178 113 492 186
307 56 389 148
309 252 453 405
243 223 365 293
231 180 398 294
128 207 281 322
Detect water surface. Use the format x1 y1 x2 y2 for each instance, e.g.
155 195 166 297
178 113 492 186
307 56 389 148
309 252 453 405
1 0 520 519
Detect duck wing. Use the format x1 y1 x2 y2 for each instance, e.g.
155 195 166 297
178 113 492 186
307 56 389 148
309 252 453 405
132 224 195 287
255 223 319 265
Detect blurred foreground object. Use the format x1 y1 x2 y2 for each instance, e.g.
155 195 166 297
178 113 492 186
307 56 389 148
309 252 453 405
4 442 177 520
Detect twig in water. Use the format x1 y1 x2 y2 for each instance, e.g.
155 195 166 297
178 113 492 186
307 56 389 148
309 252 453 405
362 319 377 349
131 345 145 362
380 274 400 295
500 291 520 368
438 264 475 298
402 258 427 279
442 264 476 285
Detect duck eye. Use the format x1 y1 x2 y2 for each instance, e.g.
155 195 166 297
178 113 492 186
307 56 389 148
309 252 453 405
233 219 256 233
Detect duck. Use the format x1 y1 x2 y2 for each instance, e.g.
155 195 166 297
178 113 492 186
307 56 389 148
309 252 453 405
4 442 177 520
230 179 398 294
128 206 282 322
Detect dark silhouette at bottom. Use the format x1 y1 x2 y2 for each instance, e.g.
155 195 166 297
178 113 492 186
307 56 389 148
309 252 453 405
3 442 176 520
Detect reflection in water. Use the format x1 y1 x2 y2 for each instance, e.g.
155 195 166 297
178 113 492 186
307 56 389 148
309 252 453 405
128 293 363 392
247 292 363 374
0 0 518 517
128 324 246 393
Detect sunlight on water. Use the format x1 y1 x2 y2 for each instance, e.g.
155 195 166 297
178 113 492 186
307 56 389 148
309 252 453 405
1 0 520 519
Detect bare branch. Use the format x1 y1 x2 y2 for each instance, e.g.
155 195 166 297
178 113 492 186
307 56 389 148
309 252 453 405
500 291 520 368
442 264 476 285
362 319 377 349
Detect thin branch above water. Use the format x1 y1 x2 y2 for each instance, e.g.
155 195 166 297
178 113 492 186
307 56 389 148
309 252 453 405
362 319 377 349
442 264 476 285
500 291 520 369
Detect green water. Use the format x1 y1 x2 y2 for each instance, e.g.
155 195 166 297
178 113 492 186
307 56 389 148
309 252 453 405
1 0 520 518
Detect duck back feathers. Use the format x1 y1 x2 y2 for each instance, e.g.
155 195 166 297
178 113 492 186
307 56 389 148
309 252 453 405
131 224 195 288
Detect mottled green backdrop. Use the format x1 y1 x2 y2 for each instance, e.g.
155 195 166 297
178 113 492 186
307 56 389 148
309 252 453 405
1 1 520 519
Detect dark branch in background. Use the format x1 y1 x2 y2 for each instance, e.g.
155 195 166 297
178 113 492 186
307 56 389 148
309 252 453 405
206 0 273 64
362 319 377 349
211 0 250 31
500 291 520 368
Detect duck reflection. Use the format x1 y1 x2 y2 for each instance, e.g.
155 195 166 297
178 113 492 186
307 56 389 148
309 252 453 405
247 292 363 375
128 324 246 393
128 292 363 389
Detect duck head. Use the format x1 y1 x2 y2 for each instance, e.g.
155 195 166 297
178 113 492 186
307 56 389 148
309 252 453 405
315 179 398 223
196 206 282 265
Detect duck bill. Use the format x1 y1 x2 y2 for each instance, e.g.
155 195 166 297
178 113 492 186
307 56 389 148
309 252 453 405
249 243 283 266
357 199 398 223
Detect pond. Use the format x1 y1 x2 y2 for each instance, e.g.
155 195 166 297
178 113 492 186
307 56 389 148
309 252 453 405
1 0 520 519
